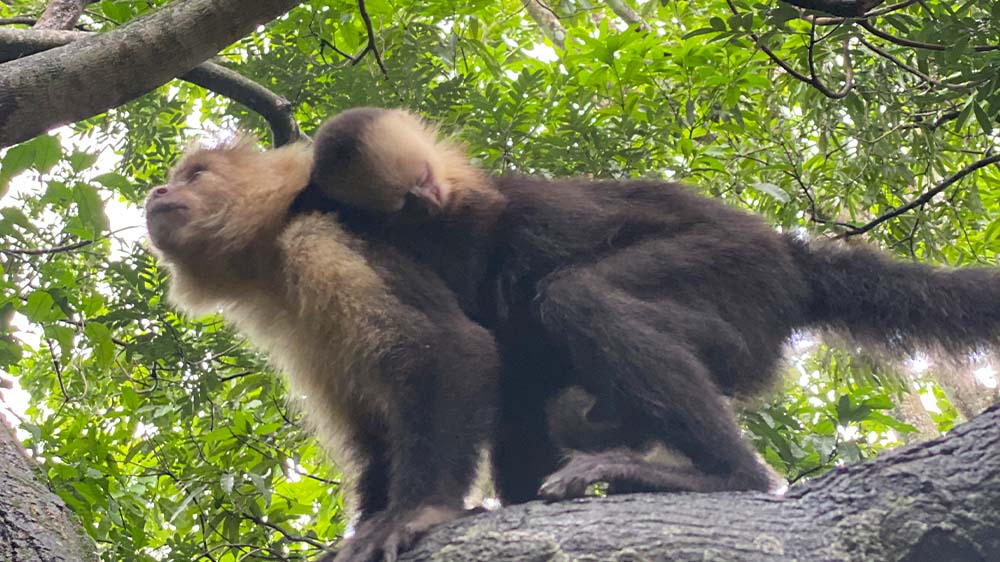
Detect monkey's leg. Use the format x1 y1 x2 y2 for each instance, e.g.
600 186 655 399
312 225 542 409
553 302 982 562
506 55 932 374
492 384 562 505
536 271 772 493
353 426 390 522
333 326 498 562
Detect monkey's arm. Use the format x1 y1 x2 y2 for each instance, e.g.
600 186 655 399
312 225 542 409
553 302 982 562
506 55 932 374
282 215 499 562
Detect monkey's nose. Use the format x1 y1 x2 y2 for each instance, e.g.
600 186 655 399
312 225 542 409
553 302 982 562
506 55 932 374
151 186 170 198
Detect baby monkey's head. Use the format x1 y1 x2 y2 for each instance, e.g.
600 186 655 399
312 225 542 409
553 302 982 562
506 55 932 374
310 107 472 216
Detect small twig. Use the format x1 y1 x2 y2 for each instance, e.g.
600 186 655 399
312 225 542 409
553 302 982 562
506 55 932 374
728 1 854 99
242 512 328 549
307 16 356 65
857 36 979 91
352 0 388 77
838 152 1000 239
43 338 69 400
859 20 1000 53
1 238 94 256
1 225 143 257
806 23 854 99
218 370 255 382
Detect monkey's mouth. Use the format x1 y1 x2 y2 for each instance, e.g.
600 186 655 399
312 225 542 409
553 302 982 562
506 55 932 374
146 201 189 216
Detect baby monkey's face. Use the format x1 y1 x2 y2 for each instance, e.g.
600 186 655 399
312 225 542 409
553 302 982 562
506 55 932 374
310 107 451 215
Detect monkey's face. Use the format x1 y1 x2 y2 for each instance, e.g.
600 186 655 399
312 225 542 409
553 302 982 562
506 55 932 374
145 142 310 262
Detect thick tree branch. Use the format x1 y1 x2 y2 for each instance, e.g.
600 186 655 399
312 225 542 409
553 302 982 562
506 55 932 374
809 0 918 25
33 0 96 30
838 152 1000 239
0 26 300 146
395 404 1000 561
779 0 885 17
0 0 304 148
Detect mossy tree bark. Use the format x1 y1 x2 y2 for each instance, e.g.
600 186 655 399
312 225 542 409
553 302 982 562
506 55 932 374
398 404 1000 562
0 421 97 562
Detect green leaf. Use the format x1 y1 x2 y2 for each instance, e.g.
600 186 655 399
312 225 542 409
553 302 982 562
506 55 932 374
84 322 115 369
973 103 994 134
23 290 60 322
72 183 109 237
69 151 99 173
750 182 790 203
0 134 62 193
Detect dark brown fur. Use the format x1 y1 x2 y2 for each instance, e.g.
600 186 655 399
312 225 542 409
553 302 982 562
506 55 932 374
301 107 1000 506
144 141 498 562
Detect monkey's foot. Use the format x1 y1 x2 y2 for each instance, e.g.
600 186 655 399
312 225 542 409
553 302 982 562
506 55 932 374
323 505 466 562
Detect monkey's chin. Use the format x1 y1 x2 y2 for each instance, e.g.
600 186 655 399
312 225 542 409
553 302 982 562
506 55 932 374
145 217 191 257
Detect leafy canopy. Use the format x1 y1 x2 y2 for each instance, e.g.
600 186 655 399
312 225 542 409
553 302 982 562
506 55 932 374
0 0 997 560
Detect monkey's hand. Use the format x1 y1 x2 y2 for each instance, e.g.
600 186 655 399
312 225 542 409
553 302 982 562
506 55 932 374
323 505 466 562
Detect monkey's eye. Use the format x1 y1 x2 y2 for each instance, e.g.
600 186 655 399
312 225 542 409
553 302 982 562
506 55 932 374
184 165 208 183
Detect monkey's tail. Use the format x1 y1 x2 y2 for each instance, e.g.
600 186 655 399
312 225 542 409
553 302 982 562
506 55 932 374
786 235 1000 355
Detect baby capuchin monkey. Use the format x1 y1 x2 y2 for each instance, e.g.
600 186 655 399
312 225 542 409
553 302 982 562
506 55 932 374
144 139 499 562
301 106 1000 506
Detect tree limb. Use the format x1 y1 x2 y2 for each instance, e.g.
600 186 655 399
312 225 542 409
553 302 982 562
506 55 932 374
33 0 96 30
0 16 38 26
0 25 300 146
838 152 1000 239
0 418 99 561
604 0 649 31
394 404 1000 561
184 64 299 146
0 0 304 148
521 0 565 49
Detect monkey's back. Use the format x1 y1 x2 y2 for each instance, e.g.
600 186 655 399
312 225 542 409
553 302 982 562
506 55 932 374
489 175 811 397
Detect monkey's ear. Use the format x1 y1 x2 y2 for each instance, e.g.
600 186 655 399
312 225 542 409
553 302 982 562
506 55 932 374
407 163 444 210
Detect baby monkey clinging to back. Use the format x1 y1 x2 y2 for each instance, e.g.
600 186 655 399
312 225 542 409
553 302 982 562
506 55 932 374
301 106 1000 506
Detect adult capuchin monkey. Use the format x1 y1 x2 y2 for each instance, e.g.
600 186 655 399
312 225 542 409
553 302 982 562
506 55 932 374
300 106 1000 505
144 139 500 562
